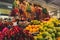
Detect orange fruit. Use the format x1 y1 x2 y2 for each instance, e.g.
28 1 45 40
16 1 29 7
29 29 33 33
32 26 35 29
28 25 32 28
33 28 37 32
36 28 39 31
25 27 29 30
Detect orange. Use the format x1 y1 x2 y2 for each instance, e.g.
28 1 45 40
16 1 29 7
25 27 29 30
36 28 39 31
28 25 32 28
32 25 35 27
29 29 33 33
33 28 37 32
35 26 38 29
32 25 35 29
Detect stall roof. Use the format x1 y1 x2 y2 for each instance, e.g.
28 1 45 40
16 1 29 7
0 0 60 6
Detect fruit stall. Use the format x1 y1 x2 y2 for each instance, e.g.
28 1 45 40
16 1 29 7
0 0 60 40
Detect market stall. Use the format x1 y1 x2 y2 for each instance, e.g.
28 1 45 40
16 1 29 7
0 0 60 40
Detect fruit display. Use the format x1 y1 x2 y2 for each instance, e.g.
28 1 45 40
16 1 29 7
49 17 60 27
33 20 56 40
0 0 60 40
23 17 60 40
25 25 42 33
0 26 34 40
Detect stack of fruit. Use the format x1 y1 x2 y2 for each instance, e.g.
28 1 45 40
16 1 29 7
55 28 60 40
49 17 60 27
33 20 57 40
25 25 42 34
48 17 60 40
25 20 41 33
24 17 60 40
0 26 34 40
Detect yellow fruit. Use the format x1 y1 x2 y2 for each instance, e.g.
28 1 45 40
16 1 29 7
43 21 47 23
39 26 43 29
37 35 43 38
39 32 41 34
34 36 37 40
41 23 43 25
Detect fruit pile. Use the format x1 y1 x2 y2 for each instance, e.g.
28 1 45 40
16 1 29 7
24 17 60 40
34 21 56 40
49 17 59 26
0 26 34 40
25 25 42 33
1 0 60 40
25 20 41 33
33 17 60 40
55 27 60 38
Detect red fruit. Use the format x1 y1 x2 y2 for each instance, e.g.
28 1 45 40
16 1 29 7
2 27 9 36
0 31 4 39
23 30 29 34
13 26 23 32
9 28 15 36
13 26 19 33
